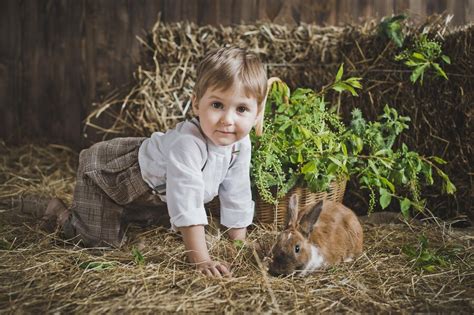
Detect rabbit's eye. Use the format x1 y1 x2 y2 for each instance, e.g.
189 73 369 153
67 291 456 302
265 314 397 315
294 245 300 253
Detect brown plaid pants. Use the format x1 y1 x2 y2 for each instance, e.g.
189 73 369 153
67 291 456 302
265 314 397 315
63 137 167 247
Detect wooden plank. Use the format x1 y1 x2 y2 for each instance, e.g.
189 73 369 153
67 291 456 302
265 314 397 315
0 0 22 143
299 0 336 25
336 0 354 25
82 0 164 146
427 0 448 14
217 0 233 25
358 0 375 23
127 0 163 63
259 0 285 22
180 0 198 24
373 0 394 19
18 0 84 148
237 0 259 24
468 0 474 22
447 0 467 26
393 0 410 14
161 0 181 23
408 0 427 22
271 0 298 24
197 0 219 25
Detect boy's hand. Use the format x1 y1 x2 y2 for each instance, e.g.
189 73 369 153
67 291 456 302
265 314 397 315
196 260 231 277
179 225 232 278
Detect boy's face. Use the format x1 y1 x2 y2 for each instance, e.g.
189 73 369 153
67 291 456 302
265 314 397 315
192 82 260 146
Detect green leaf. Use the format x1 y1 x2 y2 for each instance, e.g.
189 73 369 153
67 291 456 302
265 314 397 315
368 160 380 175
233 240 245 249
332 82 358 96
432 62 448 80
423 265 437 272
335 63 344 82
315 137 323 153
353 136 363 154
400 198 411 218
379 177 395 193
421 163 434 185
300 126 312 138
379 189 392 209
328 156 343 168
341 143 348 156
410 63 428 84
79 261 115 271
405 60 422 67
411 52 427 61
374 149 389 156
431 156 447 164
441 55 451 64
345 77 363 89
301 160 317 174
297 150 303 163
132 247 145 265
444 179 457 194
331 82 345 93
327 163 339 174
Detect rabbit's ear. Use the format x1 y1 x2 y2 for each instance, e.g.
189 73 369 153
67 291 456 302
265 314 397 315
298 201 323 237
285 194 299 229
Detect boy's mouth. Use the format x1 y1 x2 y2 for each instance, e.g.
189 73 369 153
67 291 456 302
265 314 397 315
216 130 236 135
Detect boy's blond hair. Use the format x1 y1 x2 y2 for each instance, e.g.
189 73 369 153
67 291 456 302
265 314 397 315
193 46 268 136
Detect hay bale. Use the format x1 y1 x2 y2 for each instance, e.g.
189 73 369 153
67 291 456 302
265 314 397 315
84 16 472 219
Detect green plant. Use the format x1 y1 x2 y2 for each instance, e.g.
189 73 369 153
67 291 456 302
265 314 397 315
132 247 145 265
251 66 455 216
252 67 356 204
233 239 245 250
378 14 407 48
78 261 116 271
395 34 451 84
402 234 461 272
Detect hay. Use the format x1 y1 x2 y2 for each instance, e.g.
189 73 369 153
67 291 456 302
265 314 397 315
0 141 77 204
84 16 473 220
1 143 473 313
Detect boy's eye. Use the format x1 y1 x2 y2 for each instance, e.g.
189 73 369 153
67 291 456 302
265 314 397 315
212 102 223 109
237 106 248 113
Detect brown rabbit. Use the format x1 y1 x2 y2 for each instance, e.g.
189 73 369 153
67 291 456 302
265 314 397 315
268 194 363 276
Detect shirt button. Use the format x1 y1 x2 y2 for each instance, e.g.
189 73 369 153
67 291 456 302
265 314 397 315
151 190 157 195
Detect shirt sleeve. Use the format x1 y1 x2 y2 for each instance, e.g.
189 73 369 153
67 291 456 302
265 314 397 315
218 138 254 228
165 136 208 228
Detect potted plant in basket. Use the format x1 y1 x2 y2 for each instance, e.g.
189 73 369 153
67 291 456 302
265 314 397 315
251 65 455 224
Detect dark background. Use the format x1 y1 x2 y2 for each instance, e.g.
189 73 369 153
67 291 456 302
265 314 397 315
1 0 473 149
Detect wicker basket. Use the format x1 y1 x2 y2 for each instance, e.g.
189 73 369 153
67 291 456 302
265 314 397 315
255 178 347 226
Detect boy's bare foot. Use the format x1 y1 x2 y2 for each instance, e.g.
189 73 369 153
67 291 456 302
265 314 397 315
39 198 69 232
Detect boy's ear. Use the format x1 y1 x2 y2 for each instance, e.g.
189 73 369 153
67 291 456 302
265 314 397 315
191 94 199 115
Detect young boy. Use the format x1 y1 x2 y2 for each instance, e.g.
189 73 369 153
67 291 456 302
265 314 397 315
43 46 268 277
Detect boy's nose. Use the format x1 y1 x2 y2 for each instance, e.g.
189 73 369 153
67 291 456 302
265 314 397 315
220 111 234 125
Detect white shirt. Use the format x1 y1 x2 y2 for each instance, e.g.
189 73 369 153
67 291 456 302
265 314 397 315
138 118 254 229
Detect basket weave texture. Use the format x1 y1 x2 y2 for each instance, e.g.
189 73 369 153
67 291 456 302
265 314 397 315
255 179 347 226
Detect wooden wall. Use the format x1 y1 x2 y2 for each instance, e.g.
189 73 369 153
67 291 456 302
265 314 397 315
1 0 473 149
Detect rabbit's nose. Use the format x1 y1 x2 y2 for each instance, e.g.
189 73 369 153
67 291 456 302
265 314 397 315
268 268 283 277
